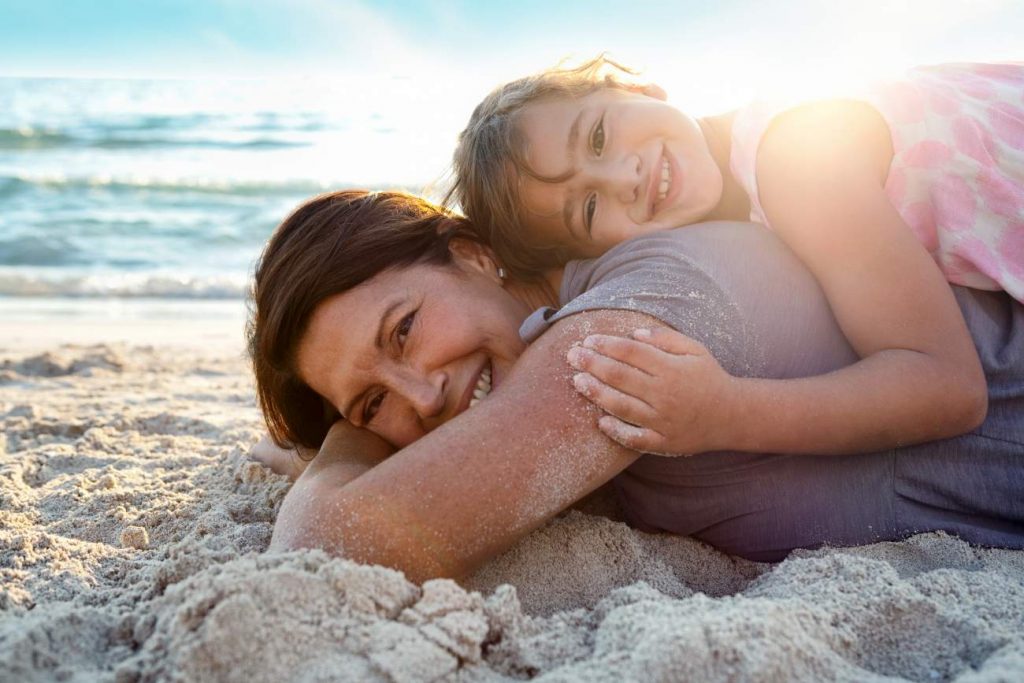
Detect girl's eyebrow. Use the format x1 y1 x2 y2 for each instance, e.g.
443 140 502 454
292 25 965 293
565 108 583 167
560 110 587 239
562 187 580 238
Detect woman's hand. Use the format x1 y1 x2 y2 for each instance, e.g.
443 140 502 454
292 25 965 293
251 422 393 482
318 419 395 471
250 435 315 480
567 327 738 455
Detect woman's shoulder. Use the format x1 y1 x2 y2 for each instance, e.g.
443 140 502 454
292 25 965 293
531 222 858 381
560 222 770 301
527 224 778 376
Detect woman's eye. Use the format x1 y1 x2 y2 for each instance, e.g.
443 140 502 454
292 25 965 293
590 116 605 156
364 391 385 423
396 310 416 346
584 194 597 233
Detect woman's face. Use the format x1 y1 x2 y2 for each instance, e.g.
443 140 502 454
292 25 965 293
515 87 723 255
295 244 532 448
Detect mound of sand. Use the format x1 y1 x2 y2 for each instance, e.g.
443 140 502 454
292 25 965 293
2 343 1022 682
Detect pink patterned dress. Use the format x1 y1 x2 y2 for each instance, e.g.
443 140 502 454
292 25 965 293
729 63 1024 302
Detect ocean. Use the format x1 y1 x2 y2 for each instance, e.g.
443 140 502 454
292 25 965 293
0 76 445 310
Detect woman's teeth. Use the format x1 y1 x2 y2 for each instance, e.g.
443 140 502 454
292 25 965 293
469 365 492 408
657 157 671 202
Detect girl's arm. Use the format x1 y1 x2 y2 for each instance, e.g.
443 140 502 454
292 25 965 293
269 310 651 582
564 100 986 456
734 99 986 453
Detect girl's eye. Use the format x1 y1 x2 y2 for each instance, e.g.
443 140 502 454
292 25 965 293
396 310 416 346
364 391 385 423
590 116 605 156
584 194 597 233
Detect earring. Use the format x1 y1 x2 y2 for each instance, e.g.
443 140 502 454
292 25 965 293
497 267 507 280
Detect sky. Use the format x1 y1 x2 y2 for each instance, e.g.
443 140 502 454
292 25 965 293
2 0 1022 186
4 1 1022 83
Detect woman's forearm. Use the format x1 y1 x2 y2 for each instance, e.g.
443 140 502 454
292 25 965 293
726 348 988 455
268 310 651 582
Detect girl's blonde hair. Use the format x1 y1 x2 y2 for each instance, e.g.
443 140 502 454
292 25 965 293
445 54 643 277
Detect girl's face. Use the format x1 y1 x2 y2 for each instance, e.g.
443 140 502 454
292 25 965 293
295 243 531 448
515 87 723 255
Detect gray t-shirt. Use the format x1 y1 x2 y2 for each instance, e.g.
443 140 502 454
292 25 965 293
518 222 1024 561
520 221 857 379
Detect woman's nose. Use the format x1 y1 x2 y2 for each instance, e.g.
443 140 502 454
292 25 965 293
403 371 447 422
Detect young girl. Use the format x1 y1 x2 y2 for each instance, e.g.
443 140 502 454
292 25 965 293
448 57 1023 456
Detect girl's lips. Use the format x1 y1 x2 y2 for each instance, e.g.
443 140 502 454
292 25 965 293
652 147 683 219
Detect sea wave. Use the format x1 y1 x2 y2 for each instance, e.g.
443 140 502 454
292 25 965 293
0 127 308 151
0 271 248 298
0 235 83 266
0 174 333 198
0 128 75 150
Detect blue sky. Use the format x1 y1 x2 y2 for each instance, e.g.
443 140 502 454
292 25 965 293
3 0 1021 184
3 0 1021 83
1 0 1022 191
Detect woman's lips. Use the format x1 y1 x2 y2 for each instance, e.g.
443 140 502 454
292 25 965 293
457 359 493 415
469 363 492 408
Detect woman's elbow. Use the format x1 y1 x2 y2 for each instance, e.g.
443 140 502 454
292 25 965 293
269 489 461 583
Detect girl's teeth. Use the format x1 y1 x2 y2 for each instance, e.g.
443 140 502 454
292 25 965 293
657 158 671 201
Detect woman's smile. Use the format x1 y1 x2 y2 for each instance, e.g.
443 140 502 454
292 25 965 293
295 248 531 448
467 360 493 409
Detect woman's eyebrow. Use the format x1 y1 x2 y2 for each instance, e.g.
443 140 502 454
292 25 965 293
342 295 406 421
375 297 406 349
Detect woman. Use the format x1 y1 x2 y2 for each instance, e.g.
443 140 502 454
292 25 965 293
249 190 1024 583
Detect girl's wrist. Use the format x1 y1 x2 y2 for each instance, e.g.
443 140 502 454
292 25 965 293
714 375 752 452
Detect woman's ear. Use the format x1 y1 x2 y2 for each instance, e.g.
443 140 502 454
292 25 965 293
448 238 503 282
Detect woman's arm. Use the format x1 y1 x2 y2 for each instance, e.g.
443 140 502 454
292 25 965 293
251 425 393 481
250 436 315 480
269 309 655 582
738 99 986 452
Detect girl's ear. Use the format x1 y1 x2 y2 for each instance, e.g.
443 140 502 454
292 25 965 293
449 238 503 282
624 82 667 101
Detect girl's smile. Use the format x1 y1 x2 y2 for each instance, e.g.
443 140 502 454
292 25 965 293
514 87 724 255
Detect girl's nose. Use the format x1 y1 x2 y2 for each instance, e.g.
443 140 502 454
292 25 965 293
597 154 642 203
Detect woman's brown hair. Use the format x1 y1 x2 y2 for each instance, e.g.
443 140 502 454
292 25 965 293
247 190 480 449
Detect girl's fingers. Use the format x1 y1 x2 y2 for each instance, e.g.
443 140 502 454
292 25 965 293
575 334 669 379
572 372 655 425
630 327 707 356
596 415 665 452
567 344 653 395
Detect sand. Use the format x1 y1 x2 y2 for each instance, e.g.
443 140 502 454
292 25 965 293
2 327 1024 682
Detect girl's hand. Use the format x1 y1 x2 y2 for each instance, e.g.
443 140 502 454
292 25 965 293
566 327 738 455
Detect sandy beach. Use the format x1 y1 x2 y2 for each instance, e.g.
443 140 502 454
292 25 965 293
0 312 1021 682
